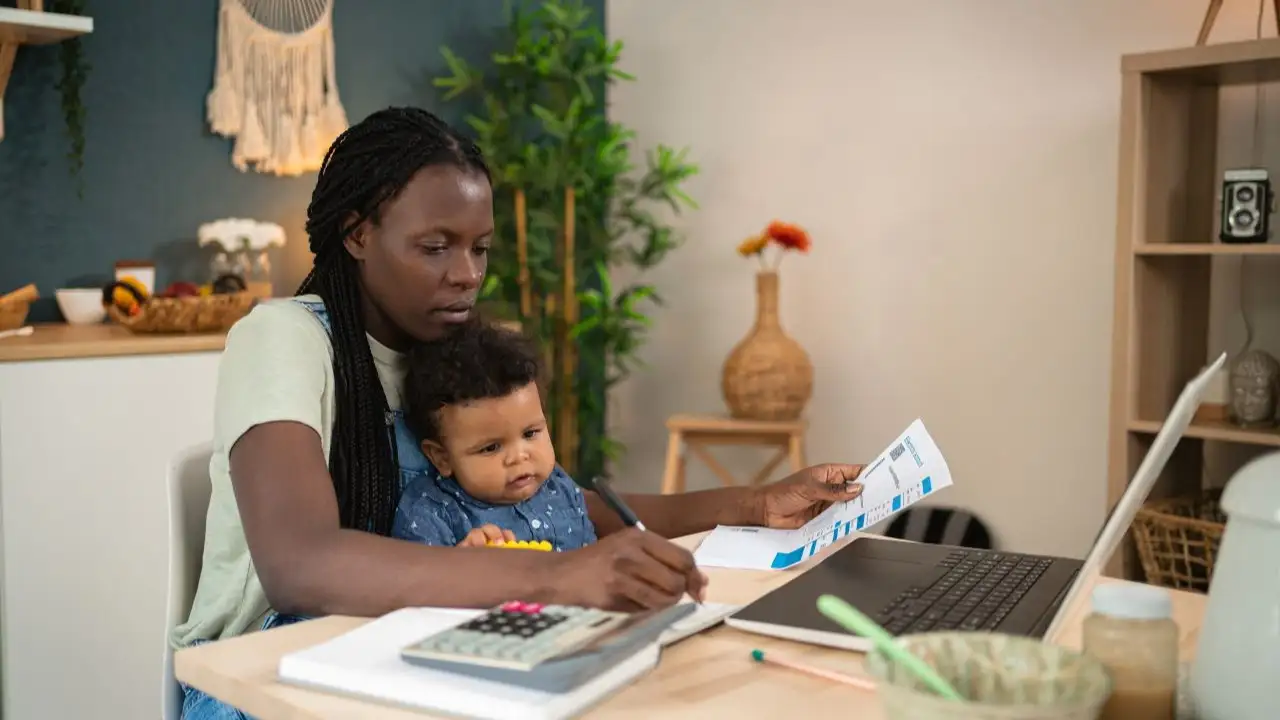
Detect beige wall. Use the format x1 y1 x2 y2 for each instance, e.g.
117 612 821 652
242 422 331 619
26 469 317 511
605 0 1279 557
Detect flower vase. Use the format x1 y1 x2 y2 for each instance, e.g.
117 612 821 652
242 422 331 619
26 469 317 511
721 271 814 420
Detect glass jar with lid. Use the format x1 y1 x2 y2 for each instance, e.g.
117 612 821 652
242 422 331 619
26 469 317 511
1082 582 1178 720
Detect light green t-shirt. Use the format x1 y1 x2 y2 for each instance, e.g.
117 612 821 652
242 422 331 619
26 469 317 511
170 295 406 648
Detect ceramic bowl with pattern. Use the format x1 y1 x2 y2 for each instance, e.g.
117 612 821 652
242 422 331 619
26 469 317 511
865 632 1112 720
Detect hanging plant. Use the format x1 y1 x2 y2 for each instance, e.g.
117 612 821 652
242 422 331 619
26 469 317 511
49 0 89 193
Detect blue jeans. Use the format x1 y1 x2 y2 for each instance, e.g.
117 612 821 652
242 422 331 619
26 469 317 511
180 613 309 720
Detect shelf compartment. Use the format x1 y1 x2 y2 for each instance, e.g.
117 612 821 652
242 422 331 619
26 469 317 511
1129 418 1280 448
1132 256 1211 423
1123 38 1280 85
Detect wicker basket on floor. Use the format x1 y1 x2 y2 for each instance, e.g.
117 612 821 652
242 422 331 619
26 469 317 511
1131 489 1226 593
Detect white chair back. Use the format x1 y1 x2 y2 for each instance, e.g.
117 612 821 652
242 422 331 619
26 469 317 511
162 443 213 720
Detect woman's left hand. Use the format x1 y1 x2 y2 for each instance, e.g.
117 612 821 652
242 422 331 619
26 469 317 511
752 464 865 529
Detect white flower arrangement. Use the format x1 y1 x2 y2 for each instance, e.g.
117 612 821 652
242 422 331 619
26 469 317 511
198 218 286 253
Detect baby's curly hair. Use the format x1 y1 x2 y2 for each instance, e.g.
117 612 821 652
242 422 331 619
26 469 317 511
405 321 543 444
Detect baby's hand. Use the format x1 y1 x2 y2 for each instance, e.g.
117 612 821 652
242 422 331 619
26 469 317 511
458 524 518 548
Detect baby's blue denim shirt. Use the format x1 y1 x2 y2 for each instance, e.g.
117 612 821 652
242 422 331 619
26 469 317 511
392 465 597 550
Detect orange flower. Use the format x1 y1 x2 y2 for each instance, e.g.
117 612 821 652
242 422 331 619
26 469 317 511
737 233 769 256
766 221 811 252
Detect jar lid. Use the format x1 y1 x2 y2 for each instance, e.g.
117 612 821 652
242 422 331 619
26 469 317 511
1091 582 1172 620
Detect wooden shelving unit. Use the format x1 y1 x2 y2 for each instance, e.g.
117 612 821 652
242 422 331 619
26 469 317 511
1108 38 1280 579
1134 243 1280 256
0 1 93 141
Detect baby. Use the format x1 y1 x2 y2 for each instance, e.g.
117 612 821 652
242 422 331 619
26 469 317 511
391 321 598 551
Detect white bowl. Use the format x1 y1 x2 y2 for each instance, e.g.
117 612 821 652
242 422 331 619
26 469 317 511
56 288 107 325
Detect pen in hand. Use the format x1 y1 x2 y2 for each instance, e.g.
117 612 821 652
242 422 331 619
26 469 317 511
593 476 707 604
592 475 646 531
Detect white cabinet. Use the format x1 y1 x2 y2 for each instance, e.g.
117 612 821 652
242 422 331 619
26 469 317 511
0 352 220 720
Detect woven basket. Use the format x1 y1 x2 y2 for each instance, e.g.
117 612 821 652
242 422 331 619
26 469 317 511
1131 489 1225 593
104 280 257 334
0 302 29 331
721 271 814 420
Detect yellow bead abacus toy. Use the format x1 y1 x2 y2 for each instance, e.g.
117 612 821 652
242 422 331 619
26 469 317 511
487 540 553 551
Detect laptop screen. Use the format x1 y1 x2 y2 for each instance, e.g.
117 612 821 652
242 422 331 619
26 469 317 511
1043 351 1226 639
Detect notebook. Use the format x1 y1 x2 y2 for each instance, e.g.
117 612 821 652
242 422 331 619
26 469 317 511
662 601 740 644
278 602 739 720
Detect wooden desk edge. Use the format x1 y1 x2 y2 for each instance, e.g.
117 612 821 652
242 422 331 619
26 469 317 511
0 323 227 362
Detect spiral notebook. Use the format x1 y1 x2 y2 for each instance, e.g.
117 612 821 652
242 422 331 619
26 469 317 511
277 602 738 720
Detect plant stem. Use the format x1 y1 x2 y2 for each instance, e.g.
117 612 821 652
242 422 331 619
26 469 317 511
515 189 532 318
50 0 88 195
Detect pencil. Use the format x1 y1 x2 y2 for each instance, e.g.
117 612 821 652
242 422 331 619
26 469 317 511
750 649 876 691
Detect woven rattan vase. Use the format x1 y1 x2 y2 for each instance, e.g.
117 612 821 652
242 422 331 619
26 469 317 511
721 271 813 420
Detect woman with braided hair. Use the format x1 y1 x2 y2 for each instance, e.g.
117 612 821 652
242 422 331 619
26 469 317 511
175 107 864 719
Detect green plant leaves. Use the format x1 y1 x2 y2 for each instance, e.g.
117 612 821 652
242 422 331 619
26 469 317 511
434 0 698 475
49 0 89 195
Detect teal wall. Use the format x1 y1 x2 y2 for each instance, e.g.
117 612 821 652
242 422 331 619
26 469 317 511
0 0 603 322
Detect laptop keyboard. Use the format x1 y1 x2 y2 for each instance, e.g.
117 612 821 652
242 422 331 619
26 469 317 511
877 549 1052 635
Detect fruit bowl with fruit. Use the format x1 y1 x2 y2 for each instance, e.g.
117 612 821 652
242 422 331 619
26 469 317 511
103 274 257 334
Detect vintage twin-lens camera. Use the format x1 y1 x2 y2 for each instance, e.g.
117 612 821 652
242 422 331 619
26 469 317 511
1220 168 1274 244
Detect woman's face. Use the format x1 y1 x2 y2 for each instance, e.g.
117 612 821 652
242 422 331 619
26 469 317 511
346 164 494 346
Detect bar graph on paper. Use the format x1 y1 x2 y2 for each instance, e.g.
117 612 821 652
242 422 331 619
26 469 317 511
765 474 939 568
693 419 954 571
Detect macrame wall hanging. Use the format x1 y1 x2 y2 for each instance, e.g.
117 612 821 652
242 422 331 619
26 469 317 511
206 0 348 177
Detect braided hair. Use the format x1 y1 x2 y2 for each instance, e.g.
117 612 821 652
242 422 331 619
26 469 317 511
296 107 490 535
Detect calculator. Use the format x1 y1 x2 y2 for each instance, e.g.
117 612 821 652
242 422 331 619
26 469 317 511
400 601 696 693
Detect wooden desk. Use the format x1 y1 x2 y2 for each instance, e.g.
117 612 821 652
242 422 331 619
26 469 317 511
175 535 1207 719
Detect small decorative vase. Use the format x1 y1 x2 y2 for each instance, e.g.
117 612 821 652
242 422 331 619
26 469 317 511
721 271 814 420
1229 349 1280 428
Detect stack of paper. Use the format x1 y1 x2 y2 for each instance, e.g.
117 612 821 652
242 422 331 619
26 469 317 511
278 602 741 720
279 608 655 720
694 418 953 570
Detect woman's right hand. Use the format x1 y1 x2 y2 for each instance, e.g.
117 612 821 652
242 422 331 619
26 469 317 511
552 528 708 611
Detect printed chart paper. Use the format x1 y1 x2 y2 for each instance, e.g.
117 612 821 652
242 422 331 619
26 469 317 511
693 418 952 570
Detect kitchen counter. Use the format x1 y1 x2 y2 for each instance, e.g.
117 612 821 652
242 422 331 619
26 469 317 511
0 328 223 719
0 323 227 362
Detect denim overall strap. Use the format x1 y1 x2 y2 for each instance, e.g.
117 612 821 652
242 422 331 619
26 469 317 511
296 298 441 500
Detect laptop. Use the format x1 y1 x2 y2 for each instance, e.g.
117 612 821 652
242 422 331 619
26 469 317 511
724 352 1226 652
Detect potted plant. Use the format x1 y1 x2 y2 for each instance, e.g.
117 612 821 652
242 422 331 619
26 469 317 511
435 0 698 477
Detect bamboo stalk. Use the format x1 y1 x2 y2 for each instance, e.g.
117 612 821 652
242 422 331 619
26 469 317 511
514 189 532 319
548 293 567 469
559 186 578 473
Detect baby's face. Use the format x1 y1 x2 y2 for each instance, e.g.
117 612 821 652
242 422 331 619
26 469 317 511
425 382 556 504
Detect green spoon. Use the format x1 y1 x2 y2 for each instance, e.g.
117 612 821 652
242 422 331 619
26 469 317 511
816 594 965 702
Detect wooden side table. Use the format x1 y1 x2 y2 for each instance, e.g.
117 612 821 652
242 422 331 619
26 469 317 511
661 414 808 495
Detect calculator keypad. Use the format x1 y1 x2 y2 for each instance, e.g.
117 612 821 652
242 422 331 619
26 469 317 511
459 607 568 638
404 601 626 671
